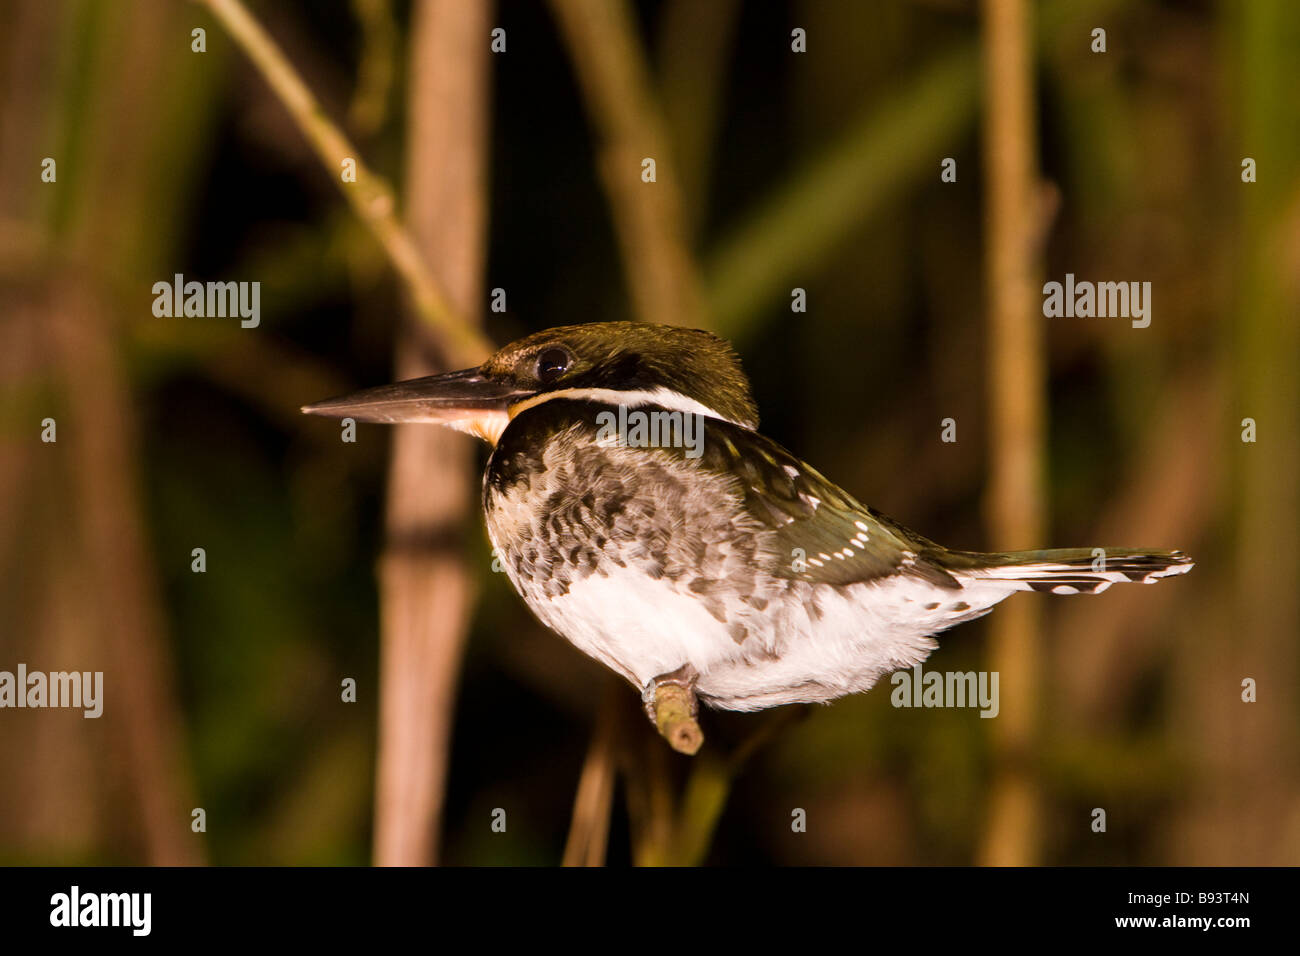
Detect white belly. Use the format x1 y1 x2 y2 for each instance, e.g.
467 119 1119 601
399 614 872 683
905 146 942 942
506 563 745 689
500 550 1010 711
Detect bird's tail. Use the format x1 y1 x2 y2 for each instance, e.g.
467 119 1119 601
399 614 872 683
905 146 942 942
940 547 1194 595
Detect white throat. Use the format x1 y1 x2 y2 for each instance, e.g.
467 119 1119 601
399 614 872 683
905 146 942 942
508 386 741 428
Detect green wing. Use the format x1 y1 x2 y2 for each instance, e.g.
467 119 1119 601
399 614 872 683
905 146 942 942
698 421 961 590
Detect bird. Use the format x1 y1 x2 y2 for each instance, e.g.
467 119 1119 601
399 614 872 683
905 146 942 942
303 322 1192 751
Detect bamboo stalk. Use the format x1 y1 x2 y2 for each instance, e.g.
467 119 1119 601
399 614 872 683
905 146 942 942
978 0 1049 867
372 0 491 866
198 0 494 866
15 0 208 866
1218 0 1300 864
49 284 203 865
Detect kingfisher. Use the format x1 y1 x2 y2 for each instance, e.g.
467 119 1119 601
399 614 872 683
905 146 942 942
304 322 1192 750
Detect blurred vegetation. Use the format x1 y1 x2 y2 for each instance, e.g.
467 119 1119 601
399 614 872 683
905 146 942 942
0 0 1296 866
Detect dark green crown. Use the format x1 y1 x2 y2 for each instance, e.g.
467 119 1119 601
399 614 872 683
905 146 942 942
483 322 759 428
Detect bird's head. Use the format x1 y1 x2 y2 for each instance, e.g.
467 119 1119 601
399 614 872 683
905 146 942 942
301 322 758 443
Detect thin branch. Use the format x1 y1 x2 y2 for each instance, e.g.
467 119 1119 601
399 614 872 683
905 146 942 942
706 46 979 340
348 0 398 138
548 0 708 330
624 722 675 866
639 706 806 867
562 683 621 866
656 0 741 239
195 0 490 367
702 0 1129 343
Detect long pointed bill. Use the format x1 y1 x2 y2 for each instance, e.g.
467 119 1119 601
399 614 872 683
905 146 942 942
301 368 531 443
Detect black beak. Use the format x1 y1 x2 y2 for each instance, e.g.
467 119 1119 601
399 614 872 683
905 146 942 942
301 367 532 425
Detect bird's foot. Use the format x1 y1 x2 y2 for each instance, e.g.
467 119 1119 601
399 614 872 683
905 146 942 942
642 664 703 755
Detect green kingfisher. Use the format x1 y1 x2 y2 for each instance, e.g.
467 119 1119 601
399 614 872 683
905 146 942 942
304 322 1192 737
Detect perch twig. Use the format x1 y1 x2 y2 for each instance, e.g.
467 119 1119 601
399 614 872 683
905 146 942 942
653 683 704 756
195 0 490 367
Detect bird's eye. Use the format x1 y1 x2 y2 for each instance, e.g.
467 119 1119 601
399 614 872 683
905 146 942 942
535 347 571 384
